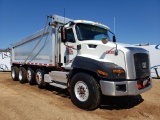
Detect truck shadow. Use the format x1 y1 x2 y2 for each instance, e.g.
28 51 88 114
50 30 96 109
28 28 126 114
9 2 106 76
45 84 71 98
45 85 144 110
100 95 144 110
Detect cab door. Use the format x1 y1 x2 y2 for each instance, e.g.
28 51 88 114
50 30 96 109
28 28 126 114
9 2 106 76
60 27 77 69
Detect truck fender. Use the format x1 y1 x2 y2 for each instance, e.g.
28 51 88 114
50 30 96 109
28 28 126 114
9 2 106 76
71 56 125 79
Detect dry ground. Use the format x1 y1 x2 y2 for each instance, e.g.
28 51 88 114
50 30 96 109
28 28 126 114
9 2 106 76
0 72 160 120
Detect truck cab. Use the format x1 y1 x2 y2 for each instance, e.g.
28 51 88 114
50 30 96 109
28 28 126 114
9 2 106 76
60 20 111 69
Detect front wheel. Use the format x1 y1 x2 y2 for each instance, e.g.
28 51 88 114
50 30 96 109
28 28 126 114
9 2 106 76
70 73 101 110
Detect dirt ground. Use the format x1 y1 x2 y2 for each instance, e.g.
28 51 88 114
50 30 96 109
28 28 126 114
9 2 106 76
0 72 160 120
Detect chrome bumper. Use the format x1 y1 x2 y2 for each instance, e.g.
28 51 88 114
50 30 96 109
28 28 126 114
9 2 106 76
100 79 152 96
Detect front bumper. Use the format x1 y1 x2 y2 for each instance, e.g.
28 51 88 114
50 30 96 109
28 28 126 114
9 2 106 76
100 79 152 96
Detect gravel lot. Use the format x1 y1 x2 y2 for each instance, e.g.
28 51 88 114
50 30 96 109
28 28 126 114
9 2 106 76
0 72 160 120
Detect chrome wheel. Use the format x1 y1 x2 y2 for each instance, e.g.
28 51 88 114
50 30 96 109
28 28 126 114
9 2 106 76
27 69 32 82
11 66 19 80
35 69 46 89
18 67 27 84
36 71 42 85
19 70 23 81
74 81 89 102
12 69 15 79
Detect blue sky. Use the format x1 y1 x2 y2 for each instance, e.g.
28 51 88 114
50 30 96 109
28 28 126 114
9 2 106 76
0 0 160 49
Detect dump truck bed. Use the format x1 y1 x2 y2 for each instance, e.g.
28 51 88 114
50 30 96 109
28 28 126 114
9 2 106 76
11 27 55 66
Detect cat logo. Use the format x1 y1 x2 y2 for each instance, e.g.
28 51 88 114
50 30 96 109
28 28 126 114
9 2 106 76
142 62 147 69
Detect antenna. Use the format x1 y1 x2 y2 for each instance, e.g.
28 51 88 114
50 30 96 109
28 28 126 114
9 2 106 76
114 17 116 34
64 8 65 24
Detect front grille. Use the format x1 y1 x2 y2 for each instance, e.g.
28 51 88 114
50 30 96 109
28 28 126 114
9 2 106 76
134 53 150 79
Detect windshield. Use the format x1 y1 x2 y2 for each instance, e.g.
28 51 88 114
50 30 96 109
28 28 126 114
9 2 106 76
75 23 110 41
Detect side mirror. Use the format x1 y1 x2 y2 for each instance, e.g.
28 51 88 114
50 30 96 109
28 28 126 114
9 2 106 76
61 27 67 43
113 36 116 42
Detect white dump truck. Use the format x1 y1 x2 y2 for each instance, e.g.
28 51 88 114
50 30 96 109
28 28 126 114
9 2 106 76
11 15 152 110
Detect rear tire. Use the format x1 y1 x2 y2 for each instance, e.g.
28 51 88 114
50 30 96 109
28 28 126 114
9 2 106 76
70 73 101 110
35 69 46 89
11 66 19 81
19 67 27 84
27 67 35 85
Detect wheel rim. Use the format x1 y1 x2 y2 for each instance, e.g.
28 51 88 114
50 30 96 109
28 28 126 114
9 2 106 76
74 81 89 102
12 69 15 79
19 70 22 81
27 70 31 81
36 71 42 84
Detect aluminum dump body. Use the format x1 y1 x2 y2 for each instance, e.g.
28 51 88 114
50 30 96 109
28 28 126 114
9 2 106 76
11 27 55 66
11 15 73 67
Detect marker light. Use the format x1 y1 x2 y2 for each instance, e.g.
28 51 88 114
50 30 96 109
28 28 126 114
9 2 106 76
113 69 125 74
97 70 108 76
112 69 125 79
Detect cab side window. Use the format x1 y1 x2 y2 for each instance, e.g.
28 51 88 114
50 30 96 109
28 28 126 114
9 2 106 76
67 29 75 43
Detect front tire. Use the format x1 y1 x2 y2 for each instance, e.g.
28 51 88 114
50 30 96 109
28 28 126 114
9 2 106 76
70 73 101 110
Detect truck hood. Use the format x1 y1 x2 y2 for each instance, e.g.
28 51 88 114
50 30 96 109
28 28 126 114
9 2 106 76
79 40 134 50
78 40 147 68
